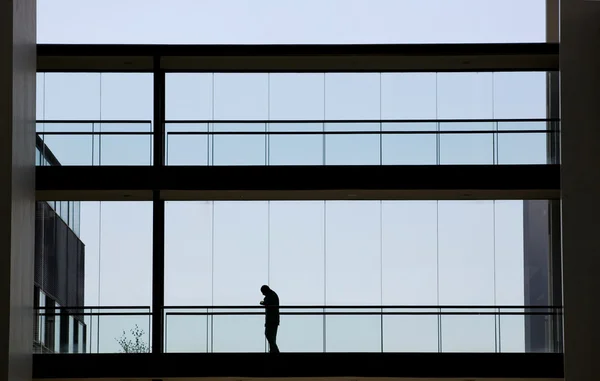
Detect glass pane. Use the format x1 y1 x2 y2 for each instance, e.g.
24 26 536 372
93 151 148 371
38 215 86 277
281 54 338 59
213 74 268 120
68 317 74 353
325 73 380 120
39 291 46 348
165 312 209 353
80 202 153 307
382 123 436 165
440 122 494 164
44 73 100 120
212 123 266 165
212 311 265 352
269 74 325 120
441 312 497 352
40 134 93 165
269 202 325 305
166 73 213 120
212 202 268 305
438 201 495 305
268 123 323 165
166 123 209 165
325 201 381 305
99 123 152 165
96 314 151 353
100 73 153 121
54 303 61 353
437 73 493 119
382 201 438 305
78 321 84 353
383 308 439 352
494 201 525 306
497 121 547 164
325 310 381 352
73 202 81 237
381 73 437 119
499 308 526 352
325 123 380 165
278 309 323 352
493 72 547 119
165 202 213 306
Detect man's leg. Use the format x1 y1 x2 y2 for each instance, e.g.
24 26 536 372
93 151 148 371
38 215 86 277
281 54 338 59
265 325 280 353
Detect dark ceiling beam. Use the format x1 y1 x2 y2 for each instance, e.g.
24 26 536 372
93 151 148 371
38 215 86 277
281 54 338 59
32 352 564 379
35 165 560 201
37 43 559 72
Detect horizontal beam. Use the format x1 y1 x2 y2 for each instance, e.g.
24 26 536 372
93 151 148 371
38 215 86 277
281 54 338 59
35 165 560 201
37 43 559 72
32 352 564 379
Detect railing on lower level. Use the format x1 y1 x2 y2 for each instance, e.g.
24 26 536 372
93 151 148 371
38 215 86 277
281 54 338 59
34 307 152 354
34 305 562 354
35 119 560 166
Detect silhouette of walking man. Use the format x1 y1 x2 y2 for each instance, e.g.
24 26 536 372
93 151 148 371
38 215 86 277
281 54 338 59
260 285 280 353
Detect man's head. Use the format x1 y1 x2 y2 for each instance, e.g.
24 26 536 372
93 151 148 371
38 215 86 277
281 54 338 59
260 285 270 295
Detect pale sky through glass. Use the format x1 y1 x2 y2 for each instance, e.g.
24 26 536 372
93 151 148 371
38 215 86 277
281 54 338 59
36 0 549 353
37 0 546 44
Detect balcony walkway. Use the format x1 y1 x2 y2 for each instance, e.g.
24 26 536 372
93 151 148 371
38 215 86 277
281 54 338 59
33 352 563 380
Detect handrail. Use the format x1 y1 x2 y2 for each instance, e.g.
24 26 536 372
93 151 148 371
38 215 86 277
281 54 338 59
166 130 553 135
35 118 560 124
165 118 560 124
34 306 151 310
36 120 152 124
35 130 555 136
36 132 153 135
165 311 559 316
163 305 562 309
37 312 151 316
33 304 562 310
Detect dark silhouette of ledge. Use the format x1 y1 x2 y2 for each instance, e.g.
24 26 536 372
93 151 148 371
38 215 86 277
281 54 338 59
37 43 559 72
36 165 559 201
32 352 564 379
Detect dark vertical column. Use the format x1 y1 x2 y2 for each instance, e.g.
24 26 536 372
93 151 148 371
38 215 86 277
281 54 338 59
0 0 36 378
561 0 600 379
152 192 165 354
152 56 166 354
153 55 165 167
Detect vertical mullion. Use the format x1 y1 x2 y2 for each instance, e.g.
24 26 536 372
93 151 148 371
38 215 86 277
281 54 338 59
152 192 165 354
153 56 165 167
152 56 166 354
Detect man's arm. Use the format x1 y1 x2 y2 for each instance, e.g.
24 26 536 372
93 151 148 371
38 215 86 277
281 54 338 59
262 293 275 306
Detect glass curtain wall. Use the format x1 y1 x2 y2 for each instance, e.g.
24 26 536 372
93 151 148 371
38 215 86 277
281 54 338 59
164 72 552 166
34 70 558 354
36 72 154 165
164 200 554 353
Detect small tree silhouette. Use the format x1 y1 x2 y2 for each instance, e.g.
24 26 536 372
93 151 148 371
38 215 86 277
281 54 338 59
115 324 149 353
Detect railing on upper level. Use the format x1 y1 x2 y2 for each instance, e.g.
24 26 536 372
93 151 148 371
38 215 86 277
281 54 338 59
35 119 560 167
34 305 562 354
36 121 153 166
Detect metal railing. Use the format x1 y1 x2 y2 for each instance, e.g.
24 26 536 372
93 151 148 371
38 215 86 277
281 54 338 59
34 306 151 354
32 304 562 354
35 119 559 166
163 305 562 354
36 121 153 166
